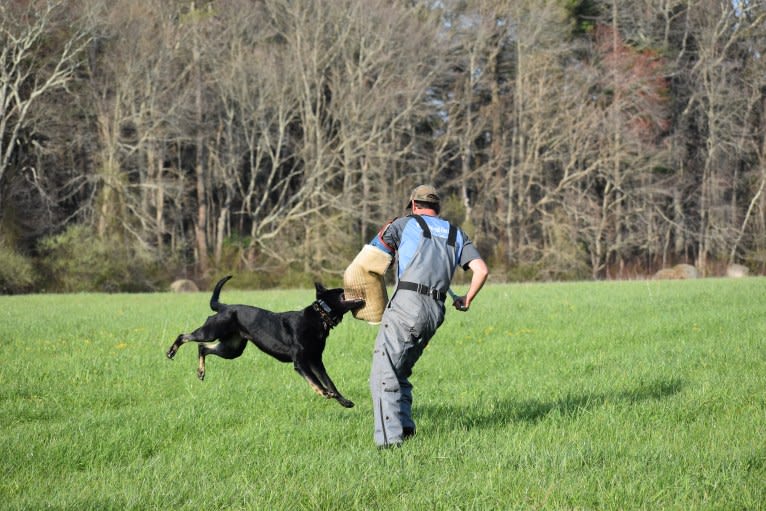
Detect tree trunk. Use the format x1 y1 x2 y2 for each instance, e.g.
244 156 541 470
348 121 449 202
192 11 209 275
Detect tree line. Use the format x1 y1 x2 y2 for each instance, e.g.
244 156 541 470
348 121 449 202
1 0 765 293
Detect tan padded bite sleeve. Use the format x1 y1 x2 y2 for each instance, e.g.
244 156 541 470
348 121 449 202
343 245 392 324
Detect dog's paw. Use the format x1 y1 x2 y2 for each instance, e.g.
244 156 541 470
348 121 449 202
196 369 205 381
166 348 177 359
337 398 355 408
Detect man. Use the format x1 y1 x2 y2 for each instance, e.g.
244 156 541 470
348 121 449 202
367 184 488 448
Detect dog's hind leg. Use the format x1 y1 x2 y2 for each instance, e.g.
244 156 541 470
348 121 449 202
166 333 192 359
166 309 237 360
196 334 247 381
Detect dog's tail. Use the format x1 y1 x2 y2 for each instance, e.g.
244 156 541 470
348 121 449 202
210 275 233 311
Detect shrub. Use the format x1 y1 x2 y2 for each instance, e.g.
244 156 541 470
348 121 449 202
37 224 163 292
0 243 37 294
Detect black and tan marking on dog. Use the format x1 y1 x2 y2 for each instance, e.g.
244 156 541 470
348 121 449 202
166 276 364 408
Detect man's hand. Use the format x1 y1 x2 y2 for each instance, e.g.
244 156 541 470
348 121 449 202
452 296 469 312
448 289 469 311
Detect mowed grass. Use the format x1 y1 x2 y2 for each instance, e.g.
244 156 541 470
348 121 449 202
1 278 764 510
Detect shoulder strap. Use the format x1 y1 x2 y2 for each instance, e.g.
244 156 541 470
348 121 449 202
409 213 457 247
408 214 431 238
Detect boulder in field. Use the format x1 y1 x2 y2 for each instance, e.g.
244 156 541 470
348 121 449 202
170 279 199 293
726 264 749 278
672 264 699 279
654 264 699 280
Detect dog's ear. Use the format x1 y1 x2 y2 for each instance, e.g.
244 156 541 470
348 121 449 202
314 282 327 294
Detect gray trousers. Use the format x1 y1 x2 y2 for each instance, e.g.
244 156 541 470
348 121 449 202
370 291 444 447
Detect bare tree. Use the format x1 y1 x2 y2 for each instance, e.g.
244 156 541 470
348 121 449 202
4 0 766 291
448 0 602 277
81 0 188 250
0 1 90 219
323 0 445 240
676 0 766 273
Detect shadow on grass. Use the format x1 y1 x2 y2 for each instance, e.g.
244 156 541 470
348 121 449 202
419 377 684 431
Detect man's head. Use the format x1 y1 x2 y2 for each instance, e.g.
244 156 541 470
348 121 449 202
406 184 440 213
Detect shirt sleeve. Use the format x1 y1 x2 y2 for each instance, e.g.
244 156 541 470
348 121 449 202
458 231 482 270
368 217 405 257
369 235 393 256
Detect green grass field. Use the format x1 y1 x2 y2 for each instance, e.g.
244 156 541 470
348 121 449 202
1 278 764 510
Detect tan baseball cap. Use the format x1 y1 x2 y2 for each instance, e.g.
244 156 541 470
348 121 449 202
406 184 440 208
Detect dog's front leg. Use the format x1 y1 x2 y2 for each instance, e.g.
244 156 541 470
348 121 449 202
294 359 354 408
307 360 355 408
294 360 331 399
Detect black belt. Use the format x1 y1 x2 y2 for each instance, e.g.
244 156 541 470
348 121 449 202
397 281 446 301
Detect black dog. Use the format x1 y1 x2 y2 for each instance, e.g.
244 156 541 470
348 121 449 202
166 276 364 408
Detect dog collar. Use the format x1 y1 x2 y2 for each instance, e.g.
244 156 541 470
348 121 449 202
312 299 340 329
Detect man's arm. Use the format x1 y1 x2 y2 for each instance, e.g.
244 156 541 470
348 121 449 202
454 258 488 311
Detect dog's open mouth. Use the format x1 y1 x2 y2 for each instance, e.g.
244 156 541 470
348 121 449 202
342 293 366 310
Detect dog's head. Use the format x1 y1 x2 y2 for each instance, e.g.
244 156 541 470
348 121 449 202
314 282 365 328
315 282 366 312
